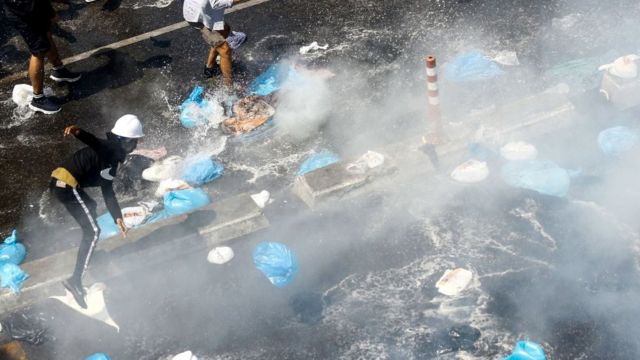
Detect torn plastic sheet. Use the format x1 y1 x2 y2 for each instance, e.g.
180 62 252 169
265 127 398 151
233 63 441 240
0 263 29 294
7 312 50 345
297 150 340 176
222 96 275 135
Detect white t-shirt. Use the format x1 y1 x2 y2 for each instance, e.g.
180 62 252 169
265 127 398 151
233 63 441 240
183 0 233 31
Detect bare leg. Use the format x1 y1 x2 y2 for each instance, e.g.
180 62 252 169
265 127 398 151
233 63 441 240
217 42 232 86
29 54 46 95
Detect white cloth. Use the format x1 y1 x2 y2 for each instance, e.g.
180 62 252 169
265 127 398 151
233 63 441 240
183 0 232 31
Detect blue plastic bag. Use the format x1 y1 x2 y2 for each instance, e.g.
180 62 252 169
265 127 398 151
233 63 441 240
444 52 504 82
253 242 299 287
248 64 301 96
164 188 211 216
597 126 638 156
85 353 111 360
180 86 214 128
500 160 572 197
0 262 29 294
182 157 224 186
0 230 26 265
503 341 546 360
297 150 340 176
96 213 119 240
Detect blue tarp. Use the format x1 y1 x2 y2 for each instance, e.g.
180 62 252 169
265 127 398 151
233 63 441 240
253 242 299 287
501 160 572 197
597 126 639 156
444 52 504 82
182 157 224 186
503 341 546 360
297 150 340 176
0 262 29 294
0 229 26 265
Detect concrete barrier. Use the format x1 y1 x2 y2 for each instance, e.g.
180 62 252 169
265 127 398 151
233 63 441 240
0 193 268 313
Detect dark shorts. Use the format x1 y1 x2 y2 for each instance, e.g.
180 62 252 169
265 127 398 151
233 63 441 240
5 1 55 55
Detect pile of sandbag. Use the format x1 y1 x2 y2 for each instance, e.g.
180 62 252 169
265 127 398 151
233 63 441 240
0 230 29 294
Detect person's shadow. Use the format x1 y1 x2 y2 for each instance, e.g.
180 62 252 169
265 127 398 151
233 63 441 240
57 48 172 104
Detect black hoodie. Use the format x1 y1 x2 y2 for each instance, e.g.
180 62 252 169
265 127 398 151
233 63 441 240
58 129 126 220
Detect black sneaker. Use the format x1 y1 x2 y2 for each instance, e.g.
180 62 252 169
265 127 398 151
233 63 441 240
62 279 87 309
204 65 220 79
50 67 82 82
29 96 61 114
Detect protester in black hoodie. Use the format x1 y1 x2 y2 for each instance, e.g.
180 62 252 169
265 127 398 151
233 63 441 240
50 115 144 308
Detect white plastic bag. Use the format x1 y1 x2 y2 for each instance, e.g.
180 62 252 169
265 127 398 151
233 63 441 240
250 190 270 209
500 141 538 161
491 50 520 66
207 246 235 264
50 283 120 332
172 351 198 360
450 160 489 183
142 156 184 182
436 268 473 296
346 151 385 174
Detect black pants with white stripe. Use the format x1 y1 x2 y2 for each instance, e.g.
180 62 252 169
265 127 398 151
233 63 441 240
50 179 101 285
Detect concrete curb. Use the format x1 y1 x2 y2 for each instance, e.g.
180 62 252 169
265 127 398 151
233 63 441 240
0 193 268 313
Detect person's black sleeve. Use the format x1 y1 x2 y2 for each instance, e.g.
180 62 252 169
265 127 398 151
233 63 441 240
101 164 123 222
74 129 106 154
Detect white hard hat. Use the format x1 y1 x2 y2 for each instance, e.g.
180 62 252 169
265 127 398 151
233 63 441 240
111 114 144 138
599 54 640 79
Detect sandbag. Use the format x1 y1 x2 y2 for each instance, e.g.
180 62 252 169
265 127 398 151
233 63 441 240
207 246 234 264
12 84 33 106
121 206 149 228
444 52 504 82
450 160 489 183
503 341 546 360
0 263 29 294
0 230 26 265
181 157 224 186
253 242 299 287
500 160 571 197
164 188 210 216
180 86 224 128
500 141 538 161
85 353 111 360
222 96 275 135
142 155 184 182
597 126 638 156
298 150 340 176
155 179 192 197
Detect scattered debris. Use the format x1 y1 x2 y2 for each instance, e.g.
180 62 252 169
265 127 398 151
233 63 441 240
207 246 234 264
597 126 638 156
299 41 328 54
435 268 473 296
226 31 247 50
179 86 224 128
297 150 340 176
50 283 120 332
503 340 546 360
250 190 270 209
253 242 299 287
345 151 385 174
222 96 275 135
500 142 538 161
450 160 489 184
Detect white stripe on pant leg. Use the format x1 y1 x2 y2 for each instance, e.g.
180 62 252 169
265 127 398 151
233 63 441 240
72 188 100 278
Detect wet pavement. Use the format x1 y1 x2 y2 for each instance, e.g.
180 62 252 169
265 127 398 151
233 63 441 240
2 0 640 358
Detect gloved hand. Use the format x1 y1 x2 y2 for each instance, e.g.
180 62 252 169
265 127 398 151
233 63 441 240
116 218 128 237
